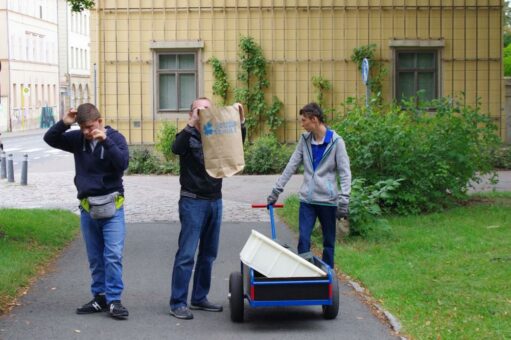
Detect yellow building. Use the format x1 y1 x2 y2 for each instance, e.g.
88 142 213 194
90 0 504 144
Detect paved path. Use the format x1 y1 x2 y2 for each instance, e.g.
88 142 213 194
0 221 398 340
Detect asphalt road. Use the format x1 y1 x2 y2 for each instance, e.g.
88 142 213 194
0 220 397 340
1 129 74 173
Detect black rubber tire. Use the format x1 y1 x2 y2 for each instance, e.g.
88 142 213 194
229 271 244 322
322 276 340 319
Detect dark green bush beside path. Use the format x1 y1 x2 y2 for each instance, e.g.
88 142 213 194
278 192 511 340
0 209 79 314
332 96 500 215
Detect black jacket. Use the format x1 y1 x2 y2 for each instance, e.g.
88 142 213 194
172 124 246 200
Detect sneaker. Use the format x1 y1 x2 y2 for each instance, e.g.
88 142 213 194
190 300 223 312
76 295 107 314
170 306 194 320
109 301 129 319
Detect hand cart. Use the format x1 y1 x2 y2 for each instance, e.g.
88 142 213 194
228 204 339 322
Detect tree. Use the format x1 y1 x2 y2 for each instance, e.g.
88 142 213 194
67 0 94 12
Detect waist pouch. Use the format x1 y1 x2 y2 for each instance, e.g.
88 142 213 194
81 192 123 220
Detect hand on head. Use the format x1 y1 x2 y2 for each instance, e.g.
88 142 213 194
63 108 77 126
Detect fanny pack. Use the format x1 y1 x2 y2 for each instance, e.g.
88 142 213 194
81 192 123 220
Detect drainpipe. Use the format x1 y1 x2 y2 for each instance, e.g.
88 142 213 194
6 4 12 131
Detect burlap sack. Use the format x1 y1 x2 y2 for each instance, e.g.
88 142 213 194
199 105 245 178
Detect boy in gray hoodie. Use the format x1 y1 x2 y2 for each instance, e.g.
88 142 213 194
267 102 351 268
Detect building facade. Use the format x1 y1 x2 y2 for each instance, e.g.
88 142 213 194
57 0 91 117
0 0 60 132
90 0 504 144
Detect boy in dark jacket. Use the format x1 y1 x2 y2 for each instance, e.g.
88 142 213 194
44 103 130 319
169 98 246 320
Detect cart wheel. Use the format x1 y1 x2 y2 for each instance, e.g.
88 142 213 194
229 271 244 322
322 276 339 319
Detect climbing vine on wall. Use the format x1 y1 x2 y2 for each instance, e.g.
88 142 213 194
208 57 230 105
312 75 332 108
234 36 283 135
209 36 284 136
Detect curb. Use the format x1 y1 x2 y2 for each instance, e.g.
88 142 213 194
344 276 408 339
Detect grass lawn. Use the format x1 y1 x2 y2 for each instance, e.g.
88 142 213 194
0 209 79 314
278 192 511 339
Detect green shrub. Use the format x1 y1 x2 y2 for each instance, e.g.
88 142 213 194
127 147 179 175
243 135 293 174
491 144 511 169
332 96 500 214
348 178 401 239
155 122 178 162
504 45 511 76
127 148 161 174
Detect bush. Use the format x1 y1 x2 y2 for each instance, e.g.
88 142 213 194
348 178 401 239
128 148 161 174
155 122 178 162
243 134 294 174
127 147 179 175
491 144 511 169
332 96 500 214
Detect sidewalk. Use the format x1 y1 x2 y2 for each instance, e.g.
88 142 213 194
0 171 510 222
0 172 304 222
1 128 48 139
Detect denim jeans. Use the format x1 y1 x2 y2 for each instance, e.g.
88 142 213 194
80 206 126 304
170 196 222 309
298 202 336 268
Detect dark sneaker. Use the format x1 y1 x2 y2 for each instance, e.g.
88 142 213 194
170 306 194 320
76 295 107 314
109 301 129 319
190 300 223 312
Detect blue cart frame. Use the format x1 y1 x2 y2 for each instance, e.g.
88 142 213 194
229 204 339 322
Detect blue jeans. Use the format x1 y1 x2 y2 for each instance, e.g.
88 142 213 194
170 196 222 309
298 202 336 268
80 206 125 304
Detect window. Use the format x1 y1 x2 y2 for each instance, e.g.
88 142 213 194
395 50 438 103
13 84 17 108
157 53 197 111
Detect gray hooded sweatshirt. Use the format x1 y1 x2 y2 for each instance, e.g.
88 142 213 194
274 130 351 207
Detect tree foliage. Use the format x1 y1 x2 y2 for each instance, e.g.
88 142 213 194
67 0 94 12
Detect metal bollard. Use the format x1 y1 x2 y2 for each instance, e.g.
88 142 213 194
0 152 6 179
7 153 14 182
21 154 28 185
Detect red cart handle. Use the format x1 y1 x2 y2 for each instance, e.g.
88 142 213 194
251 203 284 208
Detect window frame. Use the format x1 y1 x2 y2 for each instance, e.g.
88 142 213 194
156 51 198 113
151 41 204 119
394 49 440 104
390 40 444 106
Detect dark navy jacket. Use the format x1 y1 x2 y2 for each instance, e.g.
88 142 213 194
44 120 129 199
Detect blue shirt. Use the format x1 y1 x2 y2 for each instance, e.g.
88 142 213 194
311 129 333 171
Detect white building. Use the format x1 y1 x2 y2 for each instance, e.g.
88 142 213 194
57 0 90 116
0 0 90 132
0 0 59 132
